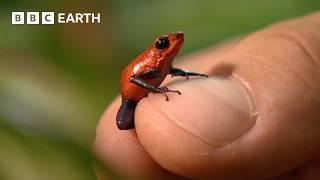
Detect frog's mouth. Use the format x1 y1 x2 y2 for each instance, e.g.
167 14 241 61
163 32 184 59
170 31 184 48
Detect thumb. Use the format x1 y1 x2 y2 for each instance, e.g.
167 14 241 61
138 77 254 147
134 12 320 179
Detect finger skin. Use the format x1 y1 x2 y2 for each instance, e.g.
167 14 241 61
134 12 320 179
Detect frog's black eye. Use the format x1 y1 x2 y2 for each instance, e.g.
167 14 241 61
155 37 170 49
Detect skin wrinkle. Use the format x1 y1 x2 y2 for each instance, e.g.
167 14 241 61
105 131 139 153
243 54 304 94
225 47 285 83
281 31 320 68
275 156 320 180
229 41 320 103
274 30 320 64
239 45 320 105
275 16 320 61
284 55 320 103
251 32 320 102
307 26 320 42
267 33 320 98
235 54 287 94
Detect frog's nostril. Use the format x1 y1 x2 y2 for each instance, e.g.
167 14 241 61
176 31 184 39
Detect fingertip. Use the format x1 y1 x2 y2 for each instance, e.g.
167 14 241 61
93 97 185 179
135 77 255 178
93 98 140 176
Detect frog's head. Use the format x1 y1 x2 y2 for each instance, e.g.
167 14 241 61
152 32 184 61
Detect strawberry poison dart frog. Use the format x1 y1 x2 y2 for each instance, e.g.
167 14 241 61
116 32 208 130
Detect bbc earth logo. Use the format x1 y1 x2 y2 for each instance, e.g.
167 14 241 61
12 12 101 24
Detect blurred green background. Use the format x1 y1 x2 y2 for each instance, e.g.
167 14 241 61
0 0 319 179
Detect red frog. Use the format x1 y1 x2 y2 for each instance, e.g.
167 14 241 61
116 32 208 130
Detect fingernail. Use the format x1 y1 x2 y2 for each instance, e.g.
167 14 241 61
143 77 255 146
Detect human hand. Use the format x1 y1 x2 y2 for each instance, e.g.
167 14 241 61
93 12 320 179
